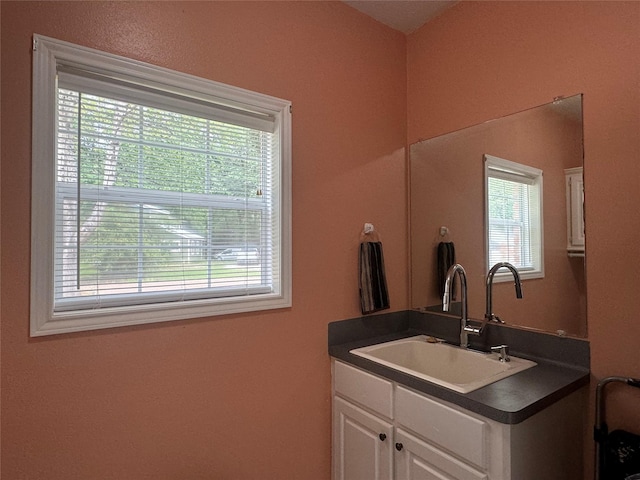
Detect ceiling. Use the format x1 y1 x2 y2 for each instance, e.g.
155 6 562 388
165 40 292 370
343 0 458 34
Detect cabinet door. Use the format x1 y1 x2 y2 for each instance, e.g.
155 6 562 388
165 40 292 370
333 396 393 480
395 386 487 470
565 169 585 251
395 429 488 480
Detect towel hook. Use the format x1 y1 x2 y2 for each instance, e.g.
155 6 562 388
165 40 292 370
361 223 381 243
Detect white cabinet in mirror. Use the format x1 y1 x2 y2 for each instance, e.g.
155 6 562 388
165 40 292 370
565 167 585 256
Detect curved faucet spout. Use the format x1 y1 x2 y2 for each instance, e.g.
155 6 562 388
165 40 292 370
485 262 523 324
442 264 470 348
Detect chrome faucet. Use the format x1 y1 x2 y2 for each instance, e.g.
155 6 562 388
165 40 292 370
485 262 523 324
490 344 510 362
442 264 479 348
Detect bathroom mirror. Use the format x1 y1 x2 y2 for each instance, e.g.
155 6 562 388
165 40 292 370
410 94 586 337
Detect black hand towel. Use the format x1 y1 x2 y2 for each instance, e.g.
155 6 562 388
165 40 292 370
437 241 456 300
359 241 390 315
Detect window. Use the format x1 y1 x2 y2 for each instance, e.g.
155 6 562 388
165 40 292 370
484 154 543 281
31 35 291 336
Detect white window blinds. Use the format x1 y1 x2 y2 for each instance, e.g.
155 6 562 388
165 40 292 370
55 79 279 311
485 155 543 279
31 35 291 335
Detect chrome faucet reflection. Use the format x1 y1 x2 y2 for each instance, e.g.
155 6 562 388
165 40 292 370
443 264 476 348
485 262 523 324
444 262 524 349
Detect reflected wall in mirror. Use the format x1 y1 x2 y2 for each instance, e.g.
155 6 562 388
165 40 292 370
410 94 586 338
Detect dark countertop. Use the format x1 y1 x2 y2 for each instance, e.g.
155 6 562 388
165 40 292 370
328 311 590 425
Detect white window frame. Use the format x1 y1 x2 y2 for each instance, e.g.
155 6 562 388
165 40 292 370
31 35 292 336
484 154 544 282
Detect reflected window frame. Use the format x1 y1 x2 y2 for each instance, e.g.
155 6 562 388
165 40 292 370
484 154 544 282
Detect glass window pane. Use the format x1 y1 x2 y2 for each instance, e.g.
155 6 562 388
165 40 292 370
55 88 273 309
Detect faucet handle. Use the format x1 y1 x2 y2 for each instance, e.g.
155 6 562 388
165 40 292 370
494 315 505 324
490 344 510 362
485 313 505 324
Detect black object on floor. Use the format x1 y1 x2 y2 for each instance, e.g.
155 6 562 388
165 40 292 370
594 376 640 480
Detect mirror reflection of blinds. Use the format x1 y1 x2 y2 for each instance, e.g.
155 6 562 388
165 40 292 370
54 77 277 313
487 176 533 269
485 153 543 274
486 164 538 185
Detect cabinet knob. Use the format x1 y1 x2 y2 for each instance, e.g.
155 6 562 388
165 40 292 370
379 433 387 441
395 442 403 451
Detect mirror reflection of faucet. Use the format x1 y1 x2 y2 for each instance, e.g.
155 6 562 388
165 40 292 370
485 262 523 324
442 262 524 349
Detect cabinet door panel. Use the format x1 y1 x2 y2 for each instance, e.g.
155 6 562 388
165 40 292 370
334 360 393 418
395 429 488 480
333 396 393 480
396 387 487 469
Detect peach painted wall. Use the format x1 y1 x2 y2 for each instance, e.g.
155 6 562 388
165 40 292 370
0 2 407 478
410 105 585 336
408 2 640 477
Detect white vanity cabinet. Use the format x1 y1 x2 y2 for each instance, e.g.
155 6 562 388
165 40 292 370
332 360 394 480
394 386 500 480
565 166 585 255
333 396 393 480
394 428 488 480
332 360 584 480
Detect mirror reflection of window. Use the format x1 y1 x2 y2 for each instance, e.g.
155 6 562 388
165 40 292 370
484 154 543 281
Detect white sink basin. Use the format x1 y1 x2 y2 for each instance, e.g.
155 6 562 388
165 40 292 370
350 335 536 394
